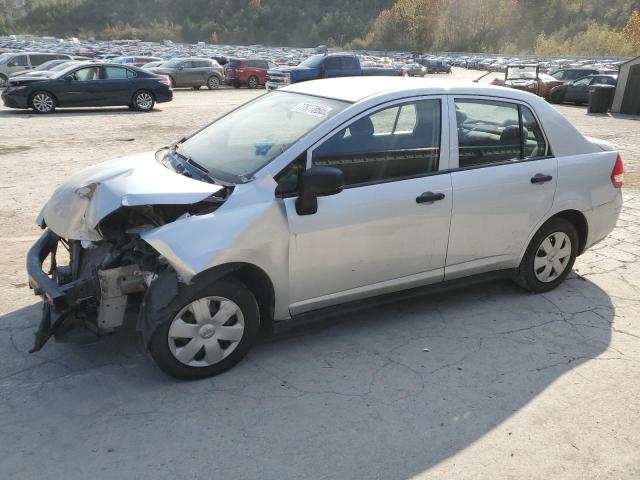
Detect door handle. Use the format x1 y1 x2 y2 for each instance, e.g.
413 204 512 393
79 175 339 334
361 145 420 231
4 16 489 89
530 173 553 184
416 191 445 204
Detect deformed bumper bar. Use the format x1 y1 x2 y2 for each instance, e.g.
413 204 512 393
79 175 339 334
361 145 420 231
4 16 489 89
27 229 99 311
26 229 100 352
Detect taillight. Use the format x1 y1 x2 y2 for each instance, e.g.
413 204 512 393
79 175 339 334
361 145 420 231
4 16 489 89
158 77 171 86
611 153 624 188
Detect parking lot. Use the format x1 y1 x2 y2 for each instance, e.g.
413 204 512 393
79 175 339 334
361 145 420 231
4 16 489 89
1 69 639 479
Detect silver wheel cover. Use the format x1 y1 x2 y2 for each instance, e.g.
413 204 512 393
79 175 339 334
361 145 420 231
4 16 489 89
168 296 245 367
136 92 153 110
208 77 219 88
32 93 54 112
534 232 572 283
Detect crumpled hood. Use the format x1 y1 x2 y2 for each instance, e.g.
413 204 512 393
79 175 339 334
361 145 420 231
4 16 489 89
39 151 223 241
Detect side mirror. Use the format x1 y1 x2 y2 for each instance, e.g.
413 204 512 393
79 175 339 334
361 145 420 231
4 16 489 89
64 75 73 82
295 166 344 216
177 65 184 70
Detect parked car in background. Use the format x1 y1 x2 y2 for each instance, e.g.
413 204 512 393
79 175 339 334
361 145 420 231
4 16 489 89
418 59 451 73
112 56 163 68
9 59 75 78
266 54 404 90
2 63 172 113
148 57 224 89
224 58 275 88
549 74 618 105
490 64 564 99
550 67 617 83
402 63 427 77
142 61 164 69
0 52 72 87
26 77 622 379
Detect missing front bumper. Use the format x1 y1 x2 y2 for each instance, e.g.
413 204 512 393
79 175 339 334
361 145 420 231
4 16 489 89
26 229 146 352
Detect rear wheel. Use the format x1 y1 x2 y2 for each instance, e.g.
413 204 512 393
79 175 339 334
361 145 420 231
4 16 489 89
148 277 260 380
247 75 259 89
514 218 578 293
207 75 220 90
30 91 56 113
132 90 155 111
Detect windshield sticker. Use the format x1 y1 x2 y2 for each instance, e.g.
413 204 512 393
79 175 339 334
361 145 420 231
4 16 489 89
291 102 333 117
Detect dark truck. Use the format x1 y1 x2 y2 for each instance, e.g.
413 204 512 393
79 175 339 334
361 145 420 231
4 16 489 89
266 54 404 90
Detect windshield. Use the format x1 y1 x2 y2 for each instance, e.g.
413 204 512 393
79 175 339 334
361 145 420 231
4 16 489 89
0 54 11 65
299 55 324 68
507 66 537 80
174 92 348 183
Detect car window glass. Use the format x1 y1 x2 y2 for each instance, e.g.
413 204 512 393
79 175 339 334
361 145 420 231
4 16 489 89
551 71 564 80
181 61 193 68
275 154 307 196
344 57 359 69
324 57 342 70
104 66 128 79
312 99 441 186
455 99 521 168
9 55 28 67
73 66 101 81
573 77 591 86
520 106 547 158
126 69 136 79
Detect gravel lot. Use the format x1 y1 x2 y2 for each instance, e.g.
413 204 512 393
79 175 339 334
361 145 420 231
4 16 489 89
1 69 639 479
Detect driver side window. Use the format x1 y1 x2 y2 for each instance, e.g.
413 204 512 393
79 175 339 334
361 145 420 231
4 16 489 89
311 99 442 186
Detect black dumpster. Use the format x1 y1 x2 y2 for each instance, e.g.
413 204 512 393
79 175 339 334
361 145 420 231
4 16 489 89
588 84 616 113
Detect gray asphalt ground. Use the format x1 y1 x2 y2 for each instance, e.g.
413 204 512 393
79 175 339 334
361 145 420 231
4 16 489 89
1 69 638 479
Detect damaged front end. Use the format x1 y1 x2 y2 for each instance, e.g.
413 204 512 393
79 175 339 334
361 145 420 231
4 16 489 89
27 197 227 352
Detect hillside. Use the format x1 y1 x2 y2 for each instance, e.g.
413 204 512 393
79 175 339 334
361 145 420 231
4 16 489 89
2 0 640 55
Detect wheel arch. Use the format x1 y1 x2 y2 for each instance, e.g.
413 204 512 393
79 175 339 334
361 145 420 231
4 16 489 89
550 210 588 255
191 262 275 333
29 89 58 106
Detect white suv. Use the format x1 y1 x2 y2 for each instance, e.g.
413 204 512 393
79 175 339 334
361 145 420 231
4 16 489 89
27 77 623 379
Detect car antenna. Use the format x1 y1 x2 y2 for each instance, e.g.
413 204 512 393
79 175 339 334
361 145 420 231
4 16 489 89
472 71 493 83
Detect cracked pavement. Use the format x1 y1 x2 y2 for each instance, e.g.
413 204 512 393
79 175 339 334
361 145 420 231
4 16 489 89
1 78 639 479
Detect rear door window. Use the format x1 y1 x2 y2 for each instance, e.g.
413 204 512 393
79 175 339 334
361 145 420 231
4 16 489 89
455 98 549 168
104 66 129 79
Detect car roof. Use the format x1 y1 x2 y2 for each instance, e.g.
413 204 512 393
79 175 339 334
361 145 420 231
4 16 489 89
282 77 542 103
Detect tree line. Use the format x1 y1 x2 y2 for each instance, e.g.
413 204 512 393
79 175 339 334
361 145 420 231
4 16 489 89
2 0 639 56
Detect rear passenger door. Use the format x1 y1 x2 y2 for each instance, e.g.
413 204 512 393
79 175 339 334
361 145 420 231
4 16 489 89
285 97 452 313
445 96 557 279
99 66 134 105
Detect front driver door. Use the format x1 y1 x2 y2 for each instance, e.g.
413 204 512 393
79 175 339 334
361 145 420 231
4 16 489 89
284 97 452 314
55 65 102 106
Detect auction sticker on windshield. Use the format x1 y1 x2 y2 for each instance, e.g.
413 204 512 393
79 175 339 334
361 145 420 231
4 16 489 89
291 102 333 117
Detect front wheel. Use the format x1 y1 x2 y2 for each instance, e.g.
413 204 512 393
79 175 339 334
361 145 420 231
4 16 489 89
514 218 578 293
30 91 56 113
207 75 220 90
148 277 260 380
132 90 155 111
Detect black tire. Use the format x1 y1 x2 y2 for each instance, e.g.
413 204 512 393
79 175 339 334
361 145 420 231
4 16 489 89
247 75 259 89
233 81 241 88
148 277 260 380
192 85 201 90
29 91 56 114
514 217 579 293
132 90 155 111
207 75 220 90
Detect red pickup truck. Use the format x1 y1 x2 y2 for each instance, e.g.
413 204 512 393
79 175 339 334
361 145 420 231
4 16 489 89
224 58 276 89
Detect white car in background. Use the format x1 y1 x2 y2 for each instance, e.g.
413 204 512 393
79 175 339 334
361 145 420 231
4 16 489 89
27 77 623 379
